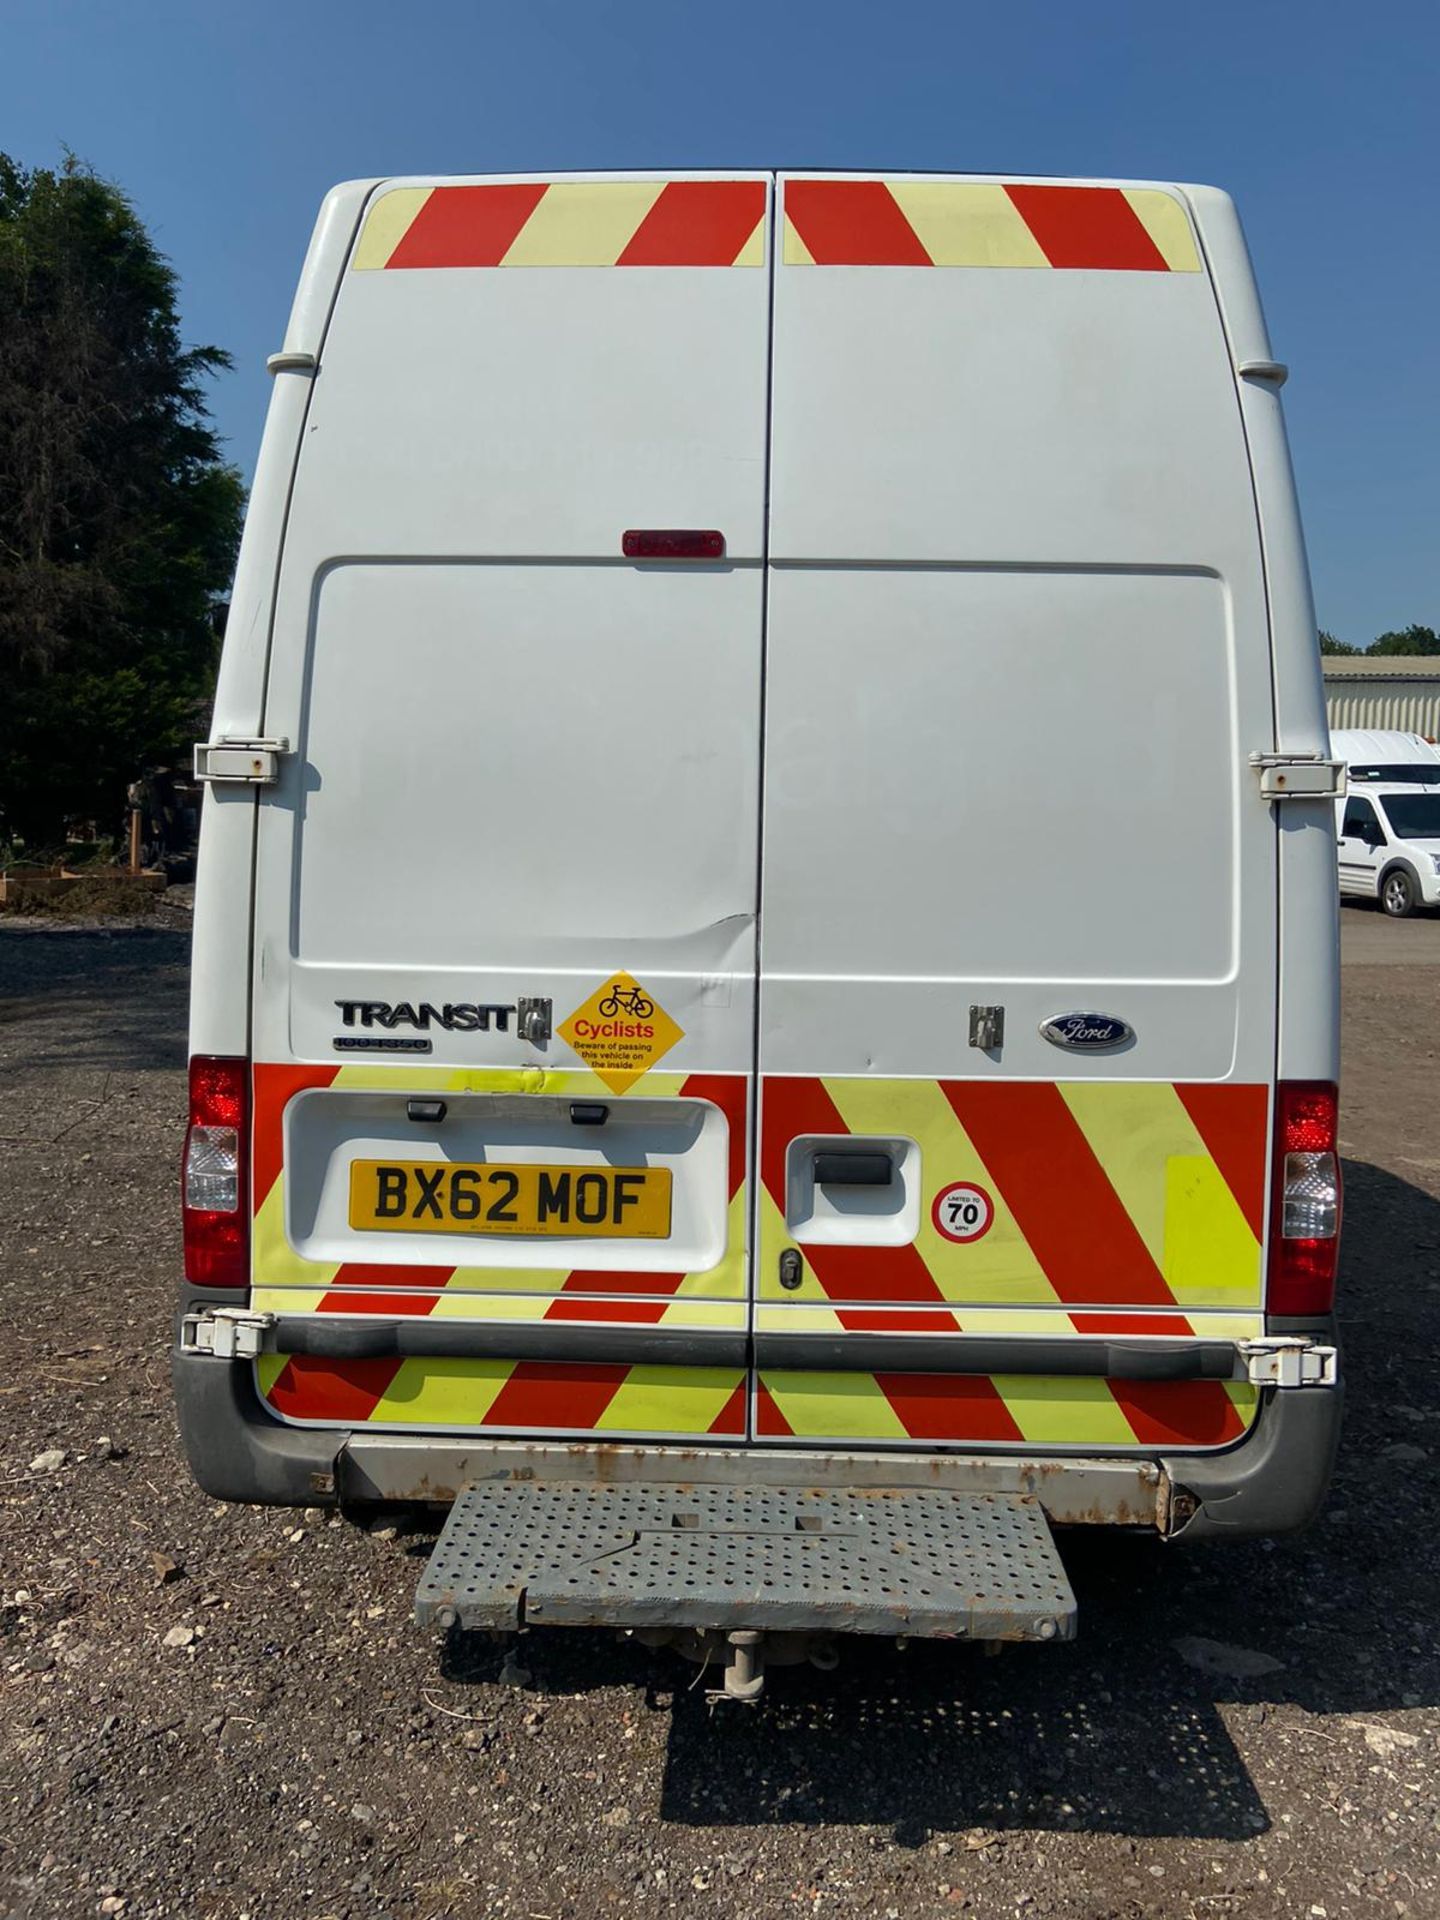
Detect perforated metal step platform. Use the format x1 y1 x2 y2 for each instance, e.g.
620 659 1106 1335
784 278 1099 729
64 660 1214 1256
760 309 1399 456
415 1482 1076 1641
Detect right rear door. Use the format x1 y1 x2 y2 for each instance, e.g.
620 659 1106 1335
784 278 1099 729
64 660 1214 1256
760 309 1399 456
753 175 1275 1453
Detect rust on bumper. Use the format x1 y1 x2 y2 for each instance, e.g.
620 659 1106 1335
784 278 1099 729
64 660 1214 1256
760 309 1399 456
336 1435 1167 1529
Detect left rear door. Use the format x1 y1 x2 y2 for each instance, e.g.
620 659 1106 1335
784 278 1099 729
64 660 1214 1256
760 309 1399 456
248 173 771 1443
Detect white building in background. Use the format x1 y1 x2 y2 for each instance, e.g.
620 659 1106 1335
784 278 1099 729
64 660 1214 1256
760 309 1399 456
1323 656 1440 738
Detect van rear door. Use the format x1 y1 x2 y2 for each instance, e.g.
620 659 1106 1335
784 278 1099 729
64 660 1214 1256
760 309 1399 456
249 175 770 1441
754 175 1275 1453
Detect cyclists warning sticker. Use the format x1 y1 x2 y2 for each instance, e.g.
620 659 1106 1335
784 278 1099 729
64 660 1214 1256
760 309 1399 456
558 971 684 1094
931 1181 995 1243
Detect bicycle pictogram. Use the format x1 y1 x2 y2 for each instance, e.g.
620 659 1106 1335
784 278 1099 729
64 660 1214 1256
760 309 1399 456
597 983 655 1019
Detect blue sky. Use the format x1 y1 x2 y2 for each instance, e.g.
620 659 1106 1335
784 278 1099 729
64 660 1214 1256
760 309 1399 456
4 0 1435 643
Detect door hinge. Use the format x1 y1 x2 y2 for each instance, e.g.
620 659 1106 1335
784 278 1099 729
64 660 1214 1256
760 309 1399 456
193 737 291 786
1239 1338 1338 1388
180 1308 277 1360
1249 751 1346 800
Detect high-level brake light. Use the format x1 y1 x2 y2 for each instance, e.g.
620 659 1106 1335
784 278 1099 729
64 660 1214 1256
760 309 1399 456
622 529 725 560
182 1056 249 1287
1268 1081 1341 1316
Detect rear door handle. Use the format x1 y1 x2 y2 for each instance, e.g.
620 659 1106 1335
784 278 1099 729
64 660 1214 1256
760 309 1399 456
813 1151 893 1187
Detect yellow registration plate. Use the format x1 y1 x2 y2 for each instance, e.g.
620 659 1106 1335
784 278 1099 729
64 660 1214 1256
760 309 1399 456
348 1160 672 1239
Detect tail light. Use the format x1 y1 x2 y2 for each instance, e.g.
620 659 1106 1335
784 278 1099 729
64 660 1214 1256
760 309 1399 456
183 1056 249 1287
1267 1081 1341 1316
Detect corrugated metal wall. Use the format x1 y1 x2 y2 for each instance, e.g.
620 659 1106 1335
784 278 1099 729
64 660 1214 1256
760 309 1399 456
1324 679 1440 738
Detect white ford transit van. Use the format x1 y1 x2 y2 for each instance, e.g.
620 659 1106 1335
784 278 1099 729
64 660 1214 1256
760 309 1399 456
176 174 1343 1693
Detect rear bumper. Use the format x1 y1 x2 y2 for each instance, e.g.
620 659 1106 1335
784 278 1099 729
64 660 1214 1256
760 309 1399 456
171 1293 1342 1539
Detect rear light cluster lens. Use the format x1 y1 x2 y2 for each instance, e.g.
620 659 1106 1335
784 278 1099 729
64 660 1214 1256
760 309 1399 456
1268 1082 1341 1317
1281 1153 1340 1240
183 1056 249 1288
185 1127 240 1211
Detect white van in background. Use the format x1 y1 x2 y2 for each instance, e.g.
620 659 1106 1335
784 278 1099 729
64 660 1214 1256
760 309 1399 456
1337 785 1440 916
175 172 1343 1693
1332 729 1440 915
1331 728 1440 786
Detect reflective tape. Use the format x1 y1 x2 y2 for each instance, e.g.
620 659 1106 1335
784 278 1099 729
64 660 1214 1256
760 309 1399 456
782 180 1200 271
758 1076 1268 1313
756 1370 1256 1449
353 179 768 270
257 1353 747 1438
259 1349 1254 1449
353 178 1198 275
251 1059 1267 1450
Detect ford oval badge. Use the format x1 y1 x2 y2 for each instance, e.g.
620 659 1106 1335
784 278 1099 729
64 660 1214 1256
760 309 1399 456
1039 1012 1134 1053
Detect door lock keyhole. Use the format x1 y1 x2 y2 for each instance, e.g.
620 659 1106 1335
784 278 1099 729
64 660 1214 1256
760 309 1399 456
779 1249 804 1291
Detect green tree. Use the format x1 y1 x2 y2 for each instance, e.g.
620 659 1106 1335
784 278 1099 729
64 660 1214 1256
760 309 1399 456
0 153 243 849
1368 624 1440 657
1318 630 1360 656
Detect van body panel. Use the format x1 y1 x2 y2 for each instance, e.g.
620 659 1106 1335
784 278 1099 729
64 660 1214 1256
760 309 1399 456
263 173 771 564
184 172 1336 1479
208 188 375 740
754 173 1276 1443
247 175 770 1369
1183 187 1342 1079
191 187 380 1059
192 362 334 1059
279 561 762 1002
276 179 380 363
1198 187 1342 1081
756 565 1262 1081
769 184 1242 567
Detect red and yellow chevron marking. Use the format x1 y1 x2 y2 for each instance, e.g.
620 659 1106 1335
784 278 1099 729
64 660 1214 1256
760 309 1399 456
754 1304 1265 1341
781 180 1200 271
251 1061 749 1433
250 1062 1266 1449
258 1353 748 1438
755 1370 1256 1450
758 1076 1268 1313
256 1349 1250 1449
353 179 767 271
250 1062 748 1319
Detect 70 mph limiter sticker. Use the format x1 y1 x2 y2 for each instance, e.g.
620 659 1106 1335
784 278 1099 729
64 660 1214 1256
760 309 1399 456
931 1181 995 1243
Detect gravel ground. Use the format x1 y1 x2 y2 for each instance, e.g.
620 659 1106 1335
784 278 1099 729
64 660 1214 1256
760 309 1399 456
1 902 1437 1920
